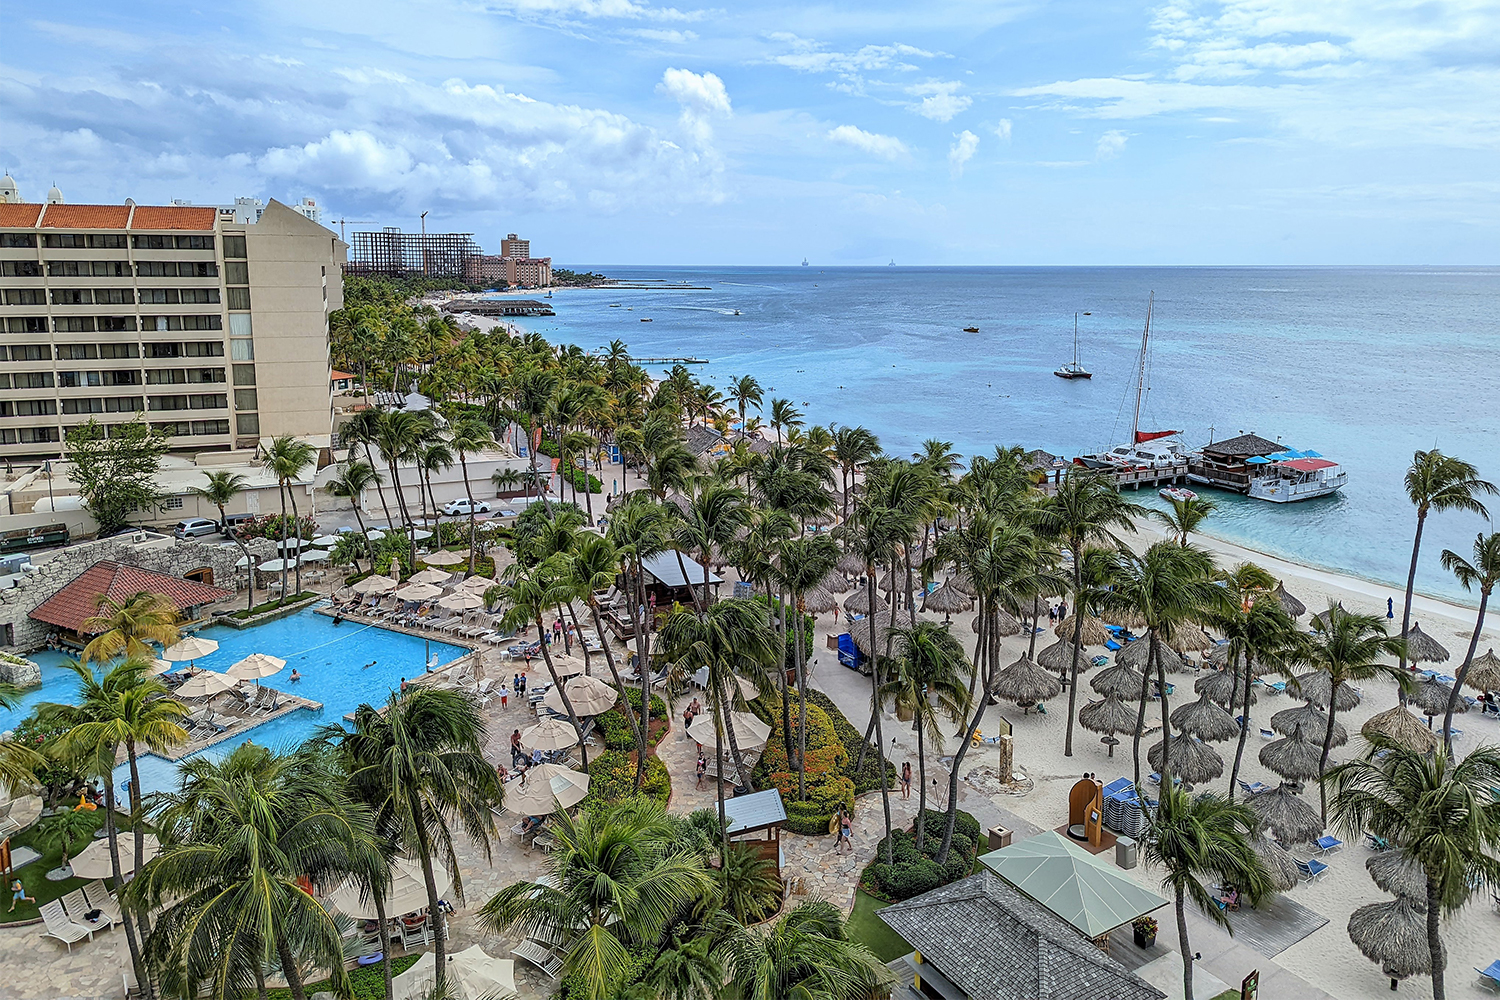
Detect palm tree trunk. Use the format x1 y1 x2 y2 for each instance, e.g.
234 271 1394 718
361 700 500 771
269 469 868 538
713 702 729 880
274 931 309 1000
914 721 927 849
1027 595 1042 659
626 560 652 793
794 594 809 800
372 888 394 1000
1318 680 1341 823
1425 867 1446 1000
1132 635 1156 790
1442 587 1489 751
413 828 448 999
1227 650 1254 801
1175 885 1194 1000
1400 509 1428 673
534 613 588 767
866 567 895 865
458 449 477 575
590 600 644 756
1064 549 1084 756
1156 633 1174 790
277 482 291 603
256 960 269 1000
125 741 154 949
362 441 395 530
721 688 753 793
776 589 798 795
938 596 991 866
104 777 151 1000
386 458 418 573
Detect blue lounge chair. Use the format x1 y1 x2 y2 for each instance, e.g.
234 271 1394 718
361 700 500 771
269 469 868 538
1476 960 1500 991
1238 780 1269 796
1260 728 1276 740
1365 833 1391 851
1296 858 1329 882
1315 835 1343 854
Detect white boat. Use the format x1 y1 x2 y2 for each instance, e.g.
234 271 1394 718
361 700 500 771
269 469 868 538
1160 487 1198 502
1248 458 1347 503
1078 295 1186 469
1054 310 1092 379
801 258 809 266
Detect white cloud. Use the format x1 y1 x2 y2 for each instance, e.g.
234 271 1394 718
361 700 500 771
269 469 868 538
768 35 937 75
489 0 704 22
948 130 979 175
657 67 731 144
909 80 971 121
1095 129 1129 158
625 28 697 43
826 124 909 160
994 118 1013 141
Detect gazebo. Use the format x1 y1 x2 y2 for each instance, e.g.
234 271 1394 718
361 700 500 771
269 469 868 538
723 788 788 877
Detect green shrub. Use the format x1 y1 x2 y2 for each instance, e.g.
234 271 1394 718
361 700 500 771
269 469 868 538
803 688 895 795
229 592 319 619
754 701 857 835
597 689 668 751
264 954 421 1000
583 750 670 809
860 809 982 902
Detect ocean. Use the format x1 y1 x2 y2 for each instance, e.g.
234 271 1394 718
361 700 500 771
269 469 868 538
506 266 1500 605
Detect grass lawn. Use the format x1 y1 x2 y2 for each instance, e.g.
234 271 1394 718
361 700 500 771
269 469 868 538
1208 991 1240 1000
266 953 422 1000
4 809 131 924
846 889 912 963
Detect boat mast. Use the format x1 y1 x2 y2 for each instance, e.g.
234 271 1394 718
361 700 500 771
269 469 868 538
1130 293 1153 443
1073 312 1080 366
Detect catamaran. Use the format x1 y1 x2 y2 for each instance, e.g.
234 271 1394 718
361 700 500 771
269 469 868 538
1054 310 1092 379
1077 294 1189 470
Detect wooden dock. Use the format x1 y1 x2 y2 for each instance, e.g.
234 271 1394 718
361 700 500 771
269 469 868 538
1037 465 1192 495
628 356 708 366
443 299 555 317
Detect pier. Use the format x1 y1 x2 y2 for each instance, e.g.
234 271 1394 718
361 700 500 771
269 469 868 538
629 356 709 366
443 299 555 317
1037 464 1192 495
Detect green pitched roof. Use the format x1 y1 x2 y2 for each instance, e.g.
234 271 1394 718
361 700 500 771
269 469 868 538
978 831 1167 938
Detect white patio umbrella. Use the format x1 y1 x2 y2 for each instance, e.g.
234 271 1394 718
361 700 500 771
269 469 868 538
459 575 496 593
277 537 306 552
257 557 295 573
310 534 340 548
71 834 160 879
146 658 173 676
448 946 516 1000
552 658 586 678
409 529 434 541
298 550 329 564
521 718 581 751
227 653 286 682
234 554 255 568
325 857 450 919
438 592 484 611
686 711 772 750
543 675 619 716
422 550 466 566
365 529 387 541
163 635 219 663
504 763 590 815
351 574 397 595
176 670 238 699
393 582 442 602
409 567 452 586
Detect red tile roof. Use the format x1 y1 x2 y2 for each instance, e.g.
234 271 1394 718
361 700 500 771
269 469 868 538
38 204 132 229
29 560 232 634
331 370 355 381
128 206 216 231
0 204 43 227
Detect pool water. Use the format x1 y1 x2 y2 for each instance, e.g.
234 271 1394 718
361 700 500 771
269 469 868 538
1 606 469 793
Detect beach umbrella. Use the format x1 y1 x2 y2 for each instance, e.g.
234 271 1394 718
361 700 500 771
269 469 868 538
277 537 306 552
227 653 285 682
1253 837 1300 892
845 590 887 618
1464 648 1500 692
1402 622 1449 665
459 575 496 594
1078 694 1139 736
448 945 517 1000
408 529 434 542
234 554 255 569
1035 638 1074 673
1091 662 1145 700
1311 602 1349 630
327 857 450 919
1245 784 1322 844
298 550 329 564
71 834 160 879
848 609 897 657
551 658 586 678
878 570 914 594
146 657 173 676
256 557 296 573
1117 637 1153 670
163 635 220 663
1274 581 1306 618
365 529 387 541
1271 702 1347 747
1171 692 1240 743
1196 668 1255 707
438 592 484 611
176 670 238 699
1108 608 1149 630
1367 851 1426 902
816 570 852 595
1288 670 1361 712
409 567 452 586
989 654 1062 706
835 550 866 577
310 534 340 548
1055 614 1112 647
1164 628 1213 655
800 586 841 615
991 608 1023 637
1411 676 1465 721
422 550 466 566
1347 897 1434 985
351 574 397 595
1204 642 1230 667
805 510 836 528
949 573 976 597
393 582 442 602
686 711 772 749
1361 705 1438 753
544 675 618 716
1259 723 1326 782
925 583 972 614
1147 734 1224 784
521 718 580 751
503 763 591 815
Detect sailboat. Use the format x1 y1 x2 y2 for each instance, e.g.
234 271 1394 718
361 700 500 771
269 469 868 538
1054 311 1092 379
1077 294 1187 470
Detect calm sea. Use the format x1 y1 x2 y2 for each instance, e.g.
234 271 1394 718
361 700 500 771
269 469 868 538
507 266 1500 604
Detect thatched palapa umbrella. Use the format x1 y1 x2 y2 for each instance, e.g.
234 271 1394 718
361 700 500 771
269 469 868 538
1164 629 1214 656
835 549 866 578
1348 897 1435 988
1361 705 1438 753
1091 662 1145 700
1197 668 1256 707
990 608 1022 637
990 654 1062 706
1147 733 1224 784
1117 637 1153 670
1410 675 1464 722
925 582 973 615
1464 648 1500 692
1311 601 1349 630
1402 622 1449 665
1367 852 1426 902
1055 614 1112 648
816 570 852 595
1271 702 1348 748
949 573 976 597
1259 723 1326 782
1254 837 1300 891
845 590 887 618
1171 692 1240 743
848 610 897 658
1205 642 1230 666
1080 693 1139 736
1246 783 1322 844
1275 581 1306 618
1035 638 1073 673
1288 670 1361 712
800 586 841 616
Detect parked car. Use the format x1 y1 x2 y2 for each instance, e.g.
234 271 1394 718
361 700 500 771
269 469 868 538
442 499 491 516
220 513 255 536
173 518 219 539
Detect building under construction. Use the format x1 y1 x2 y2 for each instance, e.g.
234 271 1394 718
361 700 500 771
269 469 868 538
347 227 482 278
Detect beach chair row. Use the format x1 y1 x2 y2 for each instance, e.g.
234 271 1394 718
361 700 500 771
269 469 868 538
39 881 123 951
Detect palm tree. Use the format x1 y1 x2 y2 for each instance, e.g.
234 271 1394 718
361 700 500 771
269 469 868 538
191 469 257 612
80 591 181 665
725 898 892 1000
1398 450 1495 670
494 561 594 763
767 397 802 447
261 435 317 601
729 374 762 436
1304 605 1406 821
326 459 382 538
0 682 42 790
447 415 494 572
130 744 376 1000
1037 469 1145 757
768 534 839 799
342 408 396 529
563 534 648 769
830 425 879 524
373 409 434 563
673 479 750 611
1327 739 1500 1000
1150 495 1219 546
329 533 368 580
332 687 501 996
1438 531 1500 747
606 494 673 790
1143 785 1275 1000
42 657 190 995
479 798 714 1000
883 622 972 847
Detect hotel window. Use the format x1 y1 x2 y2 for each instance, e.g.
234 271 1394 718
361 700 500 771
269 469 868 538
135 261 174 277
100 371 140 387
147 370 187 385
232 364 256 385
43 234 89 248
184 342 224 357
175 235 215 250
0 261 43 277
228 314 253 337
139 288 180 305
0 375 11 389
178 288 220 304
51 289 92 306
47 261 86 277
223 235 247 259
13 400 56 417
234 389 258 410
96 316 136 332
131 234 172 250
54 317 96 333
236 413 260 435
14 373 54 389
9 345 48 362
93 260 130 277
56 345 99 361
164 496 185 510
6 318 48 334
149 395 191 411
179 316 222 331
62 398 105 415
92 288 133 305
98 343 139 359
147 343 182 359
225 261 249 285
188 368 226 384
0 233 37 248
226 287 251 311
4 289 46 305
16 426 60 443
105 397 144 412
230 340 254 361
87 234 127 249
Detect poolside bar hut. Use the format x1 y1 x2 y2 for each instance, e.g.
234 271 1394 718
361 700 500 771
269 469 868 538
29 560 231 647
722 788 788 876
633 551 723 608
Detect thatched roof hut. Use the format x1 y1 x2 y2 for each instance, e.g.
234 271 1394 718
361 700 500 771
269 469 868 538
1196 668 1256 707
800 586 841 615
1347 897 1434 984
1259 723 1326 782
1361 705 1439 754
1410 675 1465 719
1091 663 1146 700
1403 622 1449 665
1288 671 1361 712
1270 702 1348 747
817 569 852 594
1205 642 1230 666
990 654 1063 706
845 590 887 617
949 573 976 597
1170 692 1241 743
1274 581 1306 618
1311 601 1348 630
1079 694 1140 736
1246 783 1322 844
848 610 897 657
925 582 973 614
1055 614 1113 647
1367 852 1426 902
1146 734 1224 784
1464 648 1500 692
1164 629 1214 655
1035 638 1074 673
1117 637 1153 670
990 609 1022 637
835 549 866 577
1254 837 1300 892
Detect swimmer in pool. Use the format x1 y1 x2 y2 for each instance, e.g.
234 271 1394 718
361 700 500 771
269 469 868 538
289 669 301 682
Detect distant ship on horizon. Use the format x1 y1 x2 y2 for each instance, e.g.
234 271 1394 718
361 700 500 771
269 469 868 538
801 258 809 266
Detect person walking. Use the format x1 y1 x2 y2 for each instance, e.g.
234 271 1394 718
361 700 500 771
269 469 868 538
695 751 707 790
498 683 509 709
900 761 912 800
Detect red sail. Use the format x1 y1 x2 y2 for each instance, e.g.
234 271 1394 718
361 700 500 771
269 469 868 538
1135 429 1180 444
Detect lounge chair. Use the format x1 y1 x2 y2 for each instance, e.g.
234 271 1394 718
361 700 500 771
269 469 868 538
81 881 122 926
1295 858 1329 882
512 940 564 978
1260 728 1276 740
1238 780 1269 796
1477 960 1500 991
61 888 112 933
1364 833 1391 851
1314 835 1343 854
38 900 93 950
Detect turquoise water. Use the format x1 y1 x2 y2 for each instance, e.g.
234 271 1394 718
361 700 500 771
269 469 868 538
1 607 468 792
518 266 1500 603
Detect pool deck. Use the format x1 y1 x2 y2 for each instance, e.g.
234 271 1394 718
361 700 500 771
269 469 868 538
160 688 324 760
314 605 482 661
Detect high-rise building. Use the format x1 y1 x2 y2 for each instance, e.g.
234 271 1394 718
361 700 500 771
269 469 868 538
500 233 530 258
0 187 345 457
169 195 322 226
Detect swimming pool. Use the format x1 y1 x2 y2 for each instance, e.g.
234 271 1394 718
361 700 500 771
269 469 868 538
1 606 470 792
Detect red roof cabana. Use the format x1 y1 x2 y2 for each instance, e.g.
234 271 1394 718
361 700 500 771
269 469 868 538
29 561 232 634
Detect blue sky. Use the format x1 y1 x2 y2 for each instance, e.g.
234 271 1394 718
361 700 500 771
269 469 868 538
2 1 1497 265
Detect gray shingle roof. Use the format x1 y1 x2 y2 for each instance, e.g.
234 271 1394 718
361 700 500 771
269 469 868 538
641 551 723 589
877 872 1166 1000
723 788 787 834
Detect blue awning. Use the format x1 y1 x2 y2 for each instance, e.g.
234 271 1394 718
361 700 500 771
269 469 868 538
1245 456 1271 465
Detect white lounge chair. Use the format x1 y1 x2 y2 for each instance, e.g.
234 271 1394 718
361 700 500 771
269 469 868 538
38 900 93 950
61 888 113 933
81 881 123 927
512 939 564 978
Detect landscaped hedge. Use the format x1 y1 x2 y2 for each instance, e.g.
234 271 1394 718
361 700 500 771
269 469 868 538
597 688 668 751
265 954 421 1000
860 809 982 902
803 688 895 796
583 750 670 810
754 700 857 835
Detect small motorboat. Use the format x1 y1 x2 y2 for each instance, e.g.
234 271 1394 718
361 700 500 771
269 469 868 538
640 318 652 322
609 303 621 307
733 309 740 315
963 326 980 333
1160 487 1198 503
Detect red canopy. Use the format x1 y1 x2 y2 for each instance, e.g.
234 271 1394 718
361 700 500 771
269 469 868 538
1135 429 1181 444
1279 458 1337 472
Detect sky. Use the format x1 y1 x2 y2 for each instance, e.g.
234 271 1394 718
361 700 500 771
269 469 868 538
2 1 1498 265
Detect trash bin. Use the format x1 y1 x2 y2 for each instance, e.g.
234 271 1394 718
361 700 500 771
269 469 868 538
1116 835 1138 870
988 826 1013 851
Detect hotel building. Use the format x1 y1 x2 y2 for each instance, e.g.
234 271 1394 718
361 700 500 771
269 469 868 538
0 180 345 458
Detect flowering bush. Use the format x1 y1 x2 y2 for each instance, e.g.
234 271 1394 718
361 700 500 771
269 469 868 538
582 750 670 809
756 702 856 834
235 513 318 542
1133 916 1159 935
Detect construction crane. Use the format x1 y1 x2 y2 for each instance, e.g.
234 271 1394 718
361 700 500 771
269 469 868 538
335 218 375 241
